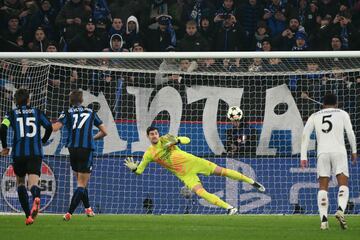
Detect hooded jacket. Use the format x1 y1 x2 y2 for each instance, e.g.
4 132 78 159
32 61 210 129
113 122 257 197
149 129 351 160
124 15 141 49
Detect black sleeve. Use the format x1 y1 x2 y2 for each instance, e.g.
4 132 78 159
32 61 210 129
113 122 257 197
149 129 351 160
0 124 8 148
42 126 53 144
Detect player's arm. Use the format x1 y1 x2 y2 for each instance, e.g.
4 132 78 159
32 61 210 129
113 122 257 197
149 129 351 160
300 114 315 168
39 110 53 143
343 112 357 164
52 111 66 132
0 116 10 156
124 151 153 175
93 112 107 140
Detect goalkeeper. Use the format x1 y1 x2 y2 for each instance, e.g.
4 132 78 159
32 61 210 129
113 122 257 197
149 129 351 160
124 126 265 214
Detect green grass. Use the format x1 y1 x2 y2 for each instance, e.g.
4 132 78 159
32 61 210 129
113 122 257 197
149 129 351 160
0 215 359 240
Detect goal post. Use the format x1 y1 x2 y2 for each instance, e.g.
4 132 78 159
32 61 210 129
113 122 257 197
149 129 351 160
0 52 359 215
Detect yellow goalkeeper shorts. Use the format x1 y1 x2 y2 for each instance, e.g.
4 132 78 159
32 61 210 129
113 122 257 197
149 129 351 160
177 157 217 190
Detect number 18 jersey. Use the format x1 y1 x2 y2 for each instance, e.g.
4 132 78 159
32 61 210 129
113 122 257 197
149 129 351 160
57 105 103 150
301 108 357 160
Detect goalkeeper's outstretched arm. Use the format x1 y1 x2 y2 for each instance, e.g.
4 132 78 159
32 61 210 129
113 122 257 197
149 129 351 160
162 134 191 148
124 152 153 175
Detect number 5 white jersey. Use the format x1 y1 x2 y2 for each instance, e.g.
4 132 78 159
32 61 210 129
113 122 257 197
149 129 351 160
301 108 357 160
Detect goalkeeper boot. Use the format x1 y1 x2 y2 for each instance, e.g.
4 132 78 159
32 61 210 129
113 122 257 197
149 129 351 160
227 207 238 215
63 212 72 221
25 216 34 226
252 181 266 192
335 210 348 230
85 207 95 217
30 197 40 220
320 221 329 230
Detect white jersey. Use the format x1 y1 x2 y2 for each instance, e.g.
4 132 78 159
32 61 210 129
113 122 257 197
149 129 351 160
301 108 357 160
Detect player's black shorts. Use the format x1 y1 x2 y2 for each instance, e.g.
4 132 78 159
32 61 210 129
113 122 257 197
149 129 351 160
68 148 93 173
12 156 42 177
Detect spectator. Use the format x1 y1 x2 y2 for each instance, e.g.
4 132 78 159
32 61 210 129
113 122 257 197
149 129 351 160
214 0 236 24
19 0 38 29
0 15 24 50
131 41 145 52
46 40 58 52
177 20 208 51
330 35 342 51
213 14 242 51
303 0 320 36
68 18 107 52
261 38 272 51
199 15 214 47
310 15 332 50
0 0 23 25
147 15 176 51
263 0 293 37
28 27 49 51
124 15 142 50
239 0 263 50
292 32 308 51
55 0 91 43
273 17 305 50
182 0 214 28
148 0 168 30
253 21 270 51
108 17 125 38
28 0 58 42
95 18 108 38
103 33 128 52
331 11 359 50
179 59 197 72
248 58 263 72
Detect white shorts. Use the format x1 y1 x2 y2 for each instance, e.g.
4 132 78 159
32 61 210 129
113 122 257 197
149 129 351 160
317 152 349 178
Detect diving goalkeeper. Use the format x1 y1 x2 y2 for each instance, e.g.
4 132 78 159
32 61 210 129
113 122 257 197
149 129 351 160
124 126 265 214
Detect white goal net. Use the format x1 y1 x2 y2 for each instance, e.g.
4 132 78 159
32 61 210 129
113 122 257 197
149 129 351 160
0 52 359 215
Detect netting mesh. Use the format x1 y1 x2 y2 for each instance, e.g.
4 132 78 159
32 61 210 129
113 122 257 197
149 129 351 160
0 56 359 214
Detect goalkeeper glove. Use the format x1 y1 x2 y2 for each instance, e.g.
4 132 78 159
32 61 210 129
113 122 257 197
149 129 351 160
163 134 178 148
177 137 190 145
124 157 139 172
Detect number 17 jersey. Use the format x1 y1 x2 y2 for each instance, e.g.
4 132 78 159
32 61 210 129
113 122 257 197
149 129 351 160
57 105 103 150
301 108 357 158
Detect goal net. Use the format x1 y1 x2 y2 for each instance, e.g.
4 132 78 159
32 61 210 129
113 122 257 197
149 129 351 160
0 52 359 215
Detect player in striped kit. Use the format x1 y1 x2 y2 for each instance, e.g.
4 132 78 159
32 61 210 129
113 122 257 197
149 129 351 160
0 88 52 225
52 90 107 221
301 93 357 230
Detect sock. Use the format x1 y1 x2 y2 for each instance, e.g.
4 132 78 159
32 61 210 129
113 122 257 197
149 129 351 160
17 185 30 217
68 187 85 214
318 190 328 222
82 188 90 209
221 168 255 184
195 188 231 209
30 185 41 201
337 185 349 212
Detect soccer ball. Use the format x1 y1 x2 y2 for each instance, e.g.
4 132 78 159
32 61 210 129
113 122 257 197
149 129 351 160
227 106 243 121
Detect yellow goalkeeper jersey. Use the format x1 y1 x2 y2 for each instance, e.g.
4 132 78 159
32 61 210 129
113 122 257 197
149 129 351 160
135 135 201 176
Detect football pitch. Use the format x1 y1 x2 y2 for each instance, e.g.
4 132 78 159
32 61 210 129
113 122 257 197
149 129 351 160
0 215 359 240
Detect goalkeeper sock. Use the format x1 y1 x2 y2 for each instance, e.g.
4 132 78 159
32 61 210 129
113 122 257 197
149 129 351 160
195 188 231 209
68 187 85 214
82 188 90 209
17 185 30 217
30 185 41 201
337 185 349 212
318 190 328 222
221 168 255 184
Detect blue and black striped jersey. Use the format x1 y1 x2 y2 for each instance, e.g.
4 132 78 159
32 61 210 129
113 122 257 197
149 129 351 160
57 105 103 150
3 106 52 158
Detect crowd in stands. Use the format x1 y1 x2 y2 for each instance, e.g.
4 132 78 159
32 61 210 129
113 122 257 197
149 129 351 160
1 0 360 52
